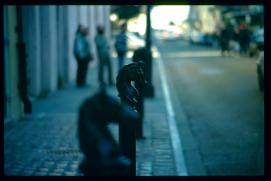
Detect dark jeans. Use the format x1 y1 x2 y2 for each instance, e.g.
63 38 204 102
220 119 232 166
117 51 126 71
76 59 89 87
220 40 229 51
98 55 113 85
240 41 249 54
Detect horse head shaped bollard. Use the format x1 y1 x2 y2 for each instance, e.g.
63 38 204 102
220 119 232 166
78 86 138 176
117 61 148 139
116 61 147 110
116 61 148 175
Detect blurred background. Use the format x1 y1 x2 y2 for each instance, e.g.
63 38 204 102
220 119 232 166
4 5 264 176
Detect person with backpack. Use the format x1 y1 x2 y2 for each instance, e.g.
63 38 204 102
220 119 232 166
115 23 128 71
73 25 93 87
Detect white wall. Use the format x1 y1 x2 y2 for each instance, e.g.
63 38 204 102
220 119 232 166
56 6 69 87
88 6 97 65
96 5 104 25
48 6 58 91
79 5 89 26
39 6 58 92
14 5 111 99
104 6 111 40
4 5 112 122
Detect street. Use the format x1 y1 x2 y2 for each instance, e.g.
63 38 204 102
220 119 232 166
155 38 264 175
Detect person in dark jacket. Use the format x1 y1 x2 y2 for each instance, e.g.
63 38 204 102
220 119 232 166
95 25 114 86
73 25 93 87
115 23 128 71
219 27 229 56
238 23 251 55
220 23 235 56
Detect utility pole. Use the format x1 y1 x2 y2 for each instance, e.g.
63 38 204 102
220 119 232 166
144 5 154 97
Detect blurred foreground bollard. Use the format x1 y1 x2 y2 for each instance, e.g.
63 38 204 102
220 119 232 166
116 62 148 175
77 87 138 176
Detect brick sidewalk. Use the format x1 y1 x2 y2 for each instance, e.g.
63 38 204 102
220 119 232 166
4 56 179 176
4 114 83 176
136 60 177 176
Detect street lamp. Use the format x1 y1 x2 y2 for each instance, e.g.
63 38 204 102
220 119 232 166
110 13 118 22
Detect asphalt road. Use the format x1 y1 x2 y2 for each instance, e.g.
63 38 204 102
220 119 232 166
155 38 264 175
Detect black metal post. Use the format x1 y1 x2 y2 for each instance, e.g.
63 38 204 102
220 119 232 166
119 101 136 176
144 5 154 97
16 6 32 114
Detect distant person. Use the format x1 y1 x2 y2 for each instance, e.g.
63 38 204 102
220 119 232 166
219 24 230 56
115 23 128 71
95 25 114 86
226 22 239 56
238 23 251 55
73 25 93 87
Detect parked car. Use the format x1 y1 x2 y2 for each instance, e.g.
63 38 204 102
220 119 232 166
154 26 182 40
189 31 216 46
256 51 264 92
129 31 143 39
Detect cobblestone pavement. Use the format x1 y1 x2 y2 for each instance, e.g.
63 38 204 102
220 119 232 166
4 57 179 176
4 114 84 176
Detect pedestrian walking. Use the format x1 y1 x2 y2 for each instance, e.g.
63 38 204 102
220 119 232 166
115 23 128 71
95 25 114 86
238 23 251 56
219 23 233 56
227 22 240 56
73 25 93 87
219 28 228 56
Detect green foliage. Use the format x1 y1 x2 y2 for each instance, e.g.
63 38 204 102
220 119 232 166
112 5 141 20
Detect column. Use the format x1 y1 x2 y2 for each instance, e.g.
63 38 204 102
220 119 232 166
4 6 24 121
56 6 69 87
79 5 89 26
22 5 41 97
104 5 111 41
39 5 58 92
96 5 104 25
66 5 78 83
89 6 97 64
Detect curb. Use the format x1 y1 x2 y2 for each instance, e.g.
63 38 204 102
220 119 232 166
155 48 188 176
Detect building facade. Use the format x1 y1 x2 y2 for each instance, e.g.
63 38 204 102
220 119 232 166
187 5 221 34
4 5 111 123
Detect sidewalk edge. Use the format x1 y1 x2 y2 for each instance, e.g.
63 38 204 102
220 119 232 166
156 53 188 176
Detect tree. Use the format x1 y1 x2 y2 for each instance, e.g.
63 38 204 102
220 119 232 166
112 6 141 20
